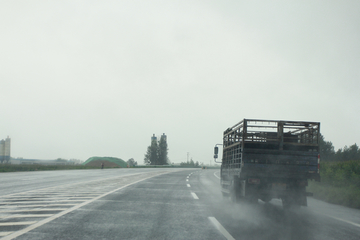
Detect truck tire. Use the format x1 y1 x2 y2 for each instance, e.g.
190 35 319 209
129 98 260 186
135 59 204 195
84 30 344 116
283 186 306 209
260 195 272 203
230 180 241 203
222 191 229 198
282 197 300 209
245 196 258 204
230 180 237 202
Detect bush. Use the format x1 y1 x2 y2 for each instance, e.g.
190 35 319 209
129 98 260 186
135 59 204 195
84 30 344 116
308 160 360 209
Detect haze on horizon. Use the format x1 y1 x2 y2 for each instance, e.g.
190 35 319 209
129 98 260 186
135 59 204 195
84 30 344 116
1 1 359 164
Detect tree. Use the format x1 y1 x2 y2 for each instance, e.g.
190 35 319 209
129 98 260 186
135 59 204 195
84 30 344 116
180 158 200 167
144 139 159 165
348 143 359 161
158 134 169 165
319 134 335 161
144 134 169 165
189 158 195 166
334 143 360 162
127 158 137 167
55 158 68 162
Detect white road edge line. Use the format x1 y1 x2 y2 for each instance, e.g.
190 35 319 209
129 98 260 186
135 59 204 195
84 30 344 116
187 184 191 187
0 221 37 226
0 214 54 219
208 217 235 240
0 232 13 237
326 215 360 228
0 208 67 213
191 192 199 200
213 171 220 180
1 171 172 240
311 210 360 229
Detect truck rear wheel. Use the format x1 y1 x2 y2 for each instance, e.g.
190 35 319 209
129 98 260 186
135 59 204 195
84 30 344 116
260 195 272 203
245 196 258 204
230 180 242 203
282 197 301 209
222 191 229 198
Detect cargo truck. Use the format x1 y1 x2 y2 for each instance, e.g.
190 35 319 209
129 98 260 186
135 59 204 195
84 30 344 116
214 119 320 208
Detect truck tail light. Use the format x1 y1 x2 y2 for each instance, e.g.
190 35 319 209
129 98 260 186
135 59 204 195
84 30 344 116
317 154 320 173
248 178 260 184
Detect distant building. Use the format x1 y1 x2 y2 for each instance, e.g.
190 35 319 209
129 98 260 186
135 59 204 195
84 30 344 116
0 136 11 164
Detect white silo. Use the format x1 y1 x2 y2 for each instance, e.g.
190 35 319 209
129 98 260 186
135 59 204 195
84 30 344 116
4 136 10 163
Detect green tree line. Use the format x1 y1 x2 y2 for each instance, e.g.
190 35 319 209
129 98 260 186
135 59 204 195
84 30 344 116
320 134 360 162
180 158 200 167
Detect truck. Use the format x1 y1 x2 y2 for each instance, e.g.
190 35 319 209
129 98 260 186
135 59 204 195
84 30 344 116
214 119 320 208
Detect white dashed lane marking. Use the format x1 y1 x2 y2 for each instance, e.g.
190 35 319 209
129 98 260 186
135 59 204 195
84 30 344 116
209 217 235 240
191 192 199 200
187 184 191 187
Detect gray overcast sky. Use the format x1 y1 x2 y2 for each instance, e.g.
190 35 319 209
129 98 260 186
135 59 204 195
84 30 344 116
1 1 359 163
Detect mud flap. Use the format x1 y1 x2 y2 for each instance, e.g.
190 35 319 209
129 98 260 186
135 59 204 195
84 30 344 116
300 194 307 206
240 180 246 197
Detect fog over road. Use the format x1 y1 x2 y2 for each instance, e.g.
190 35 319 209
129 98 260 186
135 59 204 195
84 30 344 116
0 169 359 240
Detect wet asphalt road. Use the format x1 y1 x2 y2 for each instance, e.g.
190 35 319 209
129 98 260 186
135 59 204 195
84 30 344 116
0 168 360 240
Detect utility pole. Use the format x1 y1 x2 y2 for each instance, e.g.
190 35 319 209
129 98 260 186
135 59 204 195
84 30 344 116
187 152 189 162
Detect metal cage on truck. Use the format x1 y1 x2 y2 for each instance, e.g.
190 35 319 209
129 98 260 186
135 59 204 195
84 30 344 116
218 119 321 207
222 119 320 174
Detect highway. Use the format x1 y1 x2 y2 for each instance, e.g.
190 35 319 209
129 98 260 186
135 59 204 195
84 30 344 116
0 168 360 240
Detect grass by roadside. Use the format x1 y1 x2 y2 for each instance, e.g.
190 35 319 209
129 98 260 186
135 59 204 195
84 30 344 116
308 181 360 208
307 160 360 209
